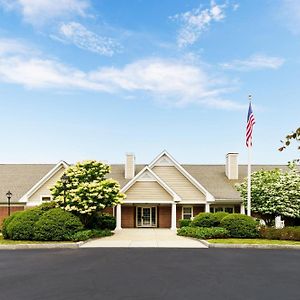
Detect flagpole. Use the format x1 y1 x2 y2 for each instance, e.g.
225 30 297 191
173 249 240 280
247 95 252 216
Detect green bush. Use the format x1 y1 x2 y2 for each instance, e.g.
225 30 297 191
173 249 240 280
220 214 258 238
1 211 23 239
177 226 229 239
71 229 113 241
33 208 84 241
86 213 116 230
260 226 300 241
191 213 219 227
179 219 192 228
214 212 229 222
5 209 44 240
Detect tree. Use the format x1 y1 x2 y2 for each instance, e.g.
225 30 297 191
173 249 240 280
279 127 300 163
236 167 300 225
51 161 125 224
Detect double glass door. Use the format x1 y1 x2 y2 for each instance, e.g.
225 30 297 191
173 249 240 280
137 206 157 227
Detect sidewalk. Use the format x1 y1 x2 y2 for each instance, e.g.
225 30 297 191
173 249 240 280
81 228 208 248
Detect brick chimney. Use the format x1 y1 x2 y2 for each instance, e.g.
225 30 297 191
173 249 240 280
125 153 135 179
225 152 239 180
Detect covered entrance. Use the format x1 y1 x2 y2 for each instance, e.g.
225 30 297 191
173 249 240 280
136 206 157 227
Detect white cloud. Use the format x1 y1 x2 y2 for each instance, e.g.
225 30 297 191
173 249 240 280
0 38 242 110
52 22 122 56
0 0 90 25
280 0 300 34
171 1 227 47
220 54 285 71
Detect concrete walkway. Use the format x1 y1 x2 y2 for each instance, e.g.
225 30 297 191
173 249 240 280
80 229 208 248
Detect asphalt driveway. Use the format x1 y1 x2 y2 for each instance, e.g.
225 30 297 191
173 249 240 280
81 228 207 248
1 248 300 300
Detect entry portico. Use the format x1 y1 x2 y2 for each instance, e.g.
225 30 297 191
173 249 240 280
116 151 214 230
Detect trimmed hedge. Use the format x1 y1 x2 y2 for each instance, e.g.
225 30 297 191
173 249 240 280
71 229 113 241
179 219 192 228
191 213 219 227
214 212 229 222
220 214 258 238
260 226 300 241
2 211 23 239
4 209 44 240
177 226 229 239
33 208 84 241
85 213 116 230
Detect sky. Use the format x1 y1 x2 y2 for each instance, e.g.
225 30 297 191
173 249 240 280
0 0 299 165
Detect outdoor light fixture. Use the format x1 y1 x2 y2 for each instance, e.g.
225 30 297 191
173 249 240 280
6 190 12 216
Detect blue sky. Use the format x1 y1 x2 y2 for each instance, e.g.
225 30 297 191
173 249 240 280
0 0 299 165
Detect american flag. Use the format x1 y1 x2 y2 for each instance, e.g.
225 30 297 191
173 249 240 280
246 102 255 147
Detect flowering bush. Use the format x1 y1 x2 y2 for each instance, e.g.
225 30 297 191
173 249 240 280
236 166 300 224
51 161 125 219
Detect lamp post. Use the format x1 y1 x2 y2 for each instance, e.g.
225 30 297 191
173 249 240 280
6 190 12 216
61 174 69 205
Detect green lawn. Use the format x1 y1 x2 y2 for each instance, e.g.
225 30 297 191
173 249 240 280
207 239 300 245
0 235 73 245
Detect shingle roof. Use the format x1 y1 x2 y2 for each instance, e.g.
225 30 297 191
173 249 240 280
110 164 294 201
0 164 55 203
0 163 295 204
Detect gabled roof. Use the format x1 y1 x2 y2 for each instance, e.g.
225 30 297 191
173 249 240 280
0 164 56 203
19 161 69 203
148 150 215 201
121 166 181 201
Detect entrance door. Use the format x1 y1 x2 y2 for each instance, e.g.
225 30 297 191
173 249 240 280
136 206 157 227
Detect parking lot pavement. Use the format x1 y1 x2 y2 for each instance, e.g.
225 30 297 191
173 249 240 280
1 248 300 300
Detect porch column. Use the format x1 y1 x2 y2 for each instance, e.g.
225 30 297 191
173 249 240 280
171 203 177 230
240 203 245 215
116 204 122 230
205 203 210 213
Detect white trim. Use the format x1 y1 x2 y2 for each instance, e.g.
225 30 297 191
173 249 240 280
148 150 215 202
182 205 193 220
116 204 122 230
19 160 69 203
210 205 235 213
171 203 177 230
121 166 181 202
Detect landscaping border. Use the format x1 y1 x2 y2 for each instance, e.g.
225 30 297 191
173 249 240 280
200 240 300 249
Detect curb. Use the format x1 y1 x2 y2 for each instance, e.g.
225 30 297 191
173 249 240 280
200 240 300 250
0 241 84 250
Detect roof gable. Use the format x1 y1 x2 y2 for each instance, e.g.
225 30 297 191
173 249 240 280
19 161 69 203
148 151 215 201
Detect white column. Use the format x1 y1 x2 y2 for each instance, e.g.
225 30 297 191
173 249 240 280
205 203 210 213
240 203 245 215
116 204 122 230
171 203 177 230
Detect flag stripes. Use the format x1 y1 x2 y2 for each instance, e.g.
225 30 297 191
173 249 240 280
246 102 255 147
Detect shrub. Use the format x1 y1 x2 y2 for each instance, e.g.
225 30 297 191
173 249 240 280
1 211 23 239
71 229 113 241
191 213 219 227
179 219 192 228
214 212 229 222
260 226 300 241
220 214 258 238
5 209 44 240
177 226 229 239
86 213 116 230
34 208 84 241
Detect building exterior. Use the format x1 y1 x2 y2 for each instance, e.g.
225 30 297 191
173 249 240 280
0 151 289 228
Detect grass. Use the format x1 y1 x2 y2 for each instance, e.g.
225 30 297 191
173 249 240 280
0 235 74 245
207 238 300 245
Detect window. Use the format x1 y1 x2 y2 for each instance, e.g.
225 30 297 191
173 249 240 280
182 206 193 220
41 196 51 202
210 206 234 213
